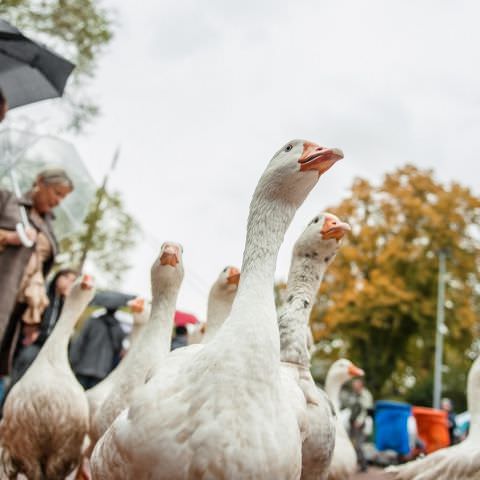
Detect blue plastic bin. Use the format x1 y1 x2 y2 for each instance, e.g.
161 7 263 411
374 400 411 455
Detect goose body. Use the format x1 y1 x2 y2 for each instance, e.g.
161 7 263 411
91 139 343 479
90 243 184 444
277 213 351 480
0 276 94 480
386 355 480 480
325 359 365 480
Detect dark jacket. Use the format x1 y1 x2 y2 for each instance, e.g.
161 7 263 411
35 273 66 346
1 274 69 406
69 311 126 380
171 326 188 351
0 190 57 375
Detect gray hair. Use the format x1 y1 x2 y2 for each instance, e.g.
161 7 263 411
36 167 74 190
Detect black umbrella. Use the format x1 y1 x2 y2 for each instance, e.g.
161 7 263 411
0 18 75 108
91 291 137 311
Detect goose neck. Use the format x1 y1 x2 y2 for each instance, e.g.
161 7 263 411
279 255 328 366
213 195 297 369
130 322 146 345
41 297 88 361
325 375 342 414
238 198 295 295
467 356 480 435
145 289 179 354
203 293 233 343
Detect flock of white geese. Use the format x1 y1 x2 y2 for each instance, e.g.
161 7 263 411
0 139 478 479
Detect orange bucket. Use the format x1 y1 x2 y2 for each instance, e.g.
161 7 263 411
412 406 450 453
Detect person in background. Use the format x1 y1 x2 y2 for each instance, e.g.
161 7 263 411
0 168 74 377
69 308 127 389
348 378 374 472
0 87 8 122
11 269 78 380
171 311 198 350
171 325 188 350
441 397 457 445
0 269 78 406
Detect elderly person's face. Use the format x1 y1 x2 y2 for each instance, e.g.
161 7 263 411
32 178 72 214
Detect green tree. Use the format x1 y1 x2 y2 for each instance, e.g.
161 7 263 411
0 0 114 131
59 187 139 286
310 165 480 401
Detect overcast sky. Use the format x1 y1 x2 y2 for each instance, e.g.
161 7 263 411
8 0 480 319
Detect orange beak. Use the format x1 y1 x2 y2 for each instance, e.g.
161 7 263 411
128 297 145 313
160 245 180 266
321 215 351 241
226 267 241 285
298 141 343 175
80 274 94 290
348 364 365 377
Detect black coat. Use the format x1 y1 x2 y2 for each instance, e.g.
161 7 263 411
35 273 66 346
69 311 126 380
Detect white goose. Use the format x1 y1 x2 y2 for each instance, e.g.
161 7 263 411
0 275 95 480
325 359 365 480
91 139 343 479
86 297 149 429
184 265 240 346
90 242 184 445
386 354 480 479
277 212 351 480
201 266 240 343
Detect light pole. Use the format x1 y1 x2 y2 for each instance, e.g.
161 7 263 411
433 248 448 409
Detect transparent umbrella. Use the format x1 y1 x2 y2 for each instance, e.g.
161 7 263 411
0 128 96 241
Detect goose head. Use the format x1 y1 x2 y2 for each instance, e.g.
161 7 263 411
128 297 145 314
80 274 95 291
151 242 184 298
128 297 150 325
257 140 343 207
204 266 240 340
214 266 241 296
327 358 365 387
294 212 350 264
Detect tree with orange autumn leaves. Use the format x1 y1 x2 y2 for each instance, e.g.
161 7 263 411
306 165 480 403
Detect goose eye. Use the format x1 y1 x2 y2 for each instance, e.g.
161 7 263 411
285 144 293 152
311 217 319 224
223 267 228 273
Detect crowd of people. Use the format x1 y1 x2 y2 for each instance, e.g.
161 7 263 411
0 116 129 403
